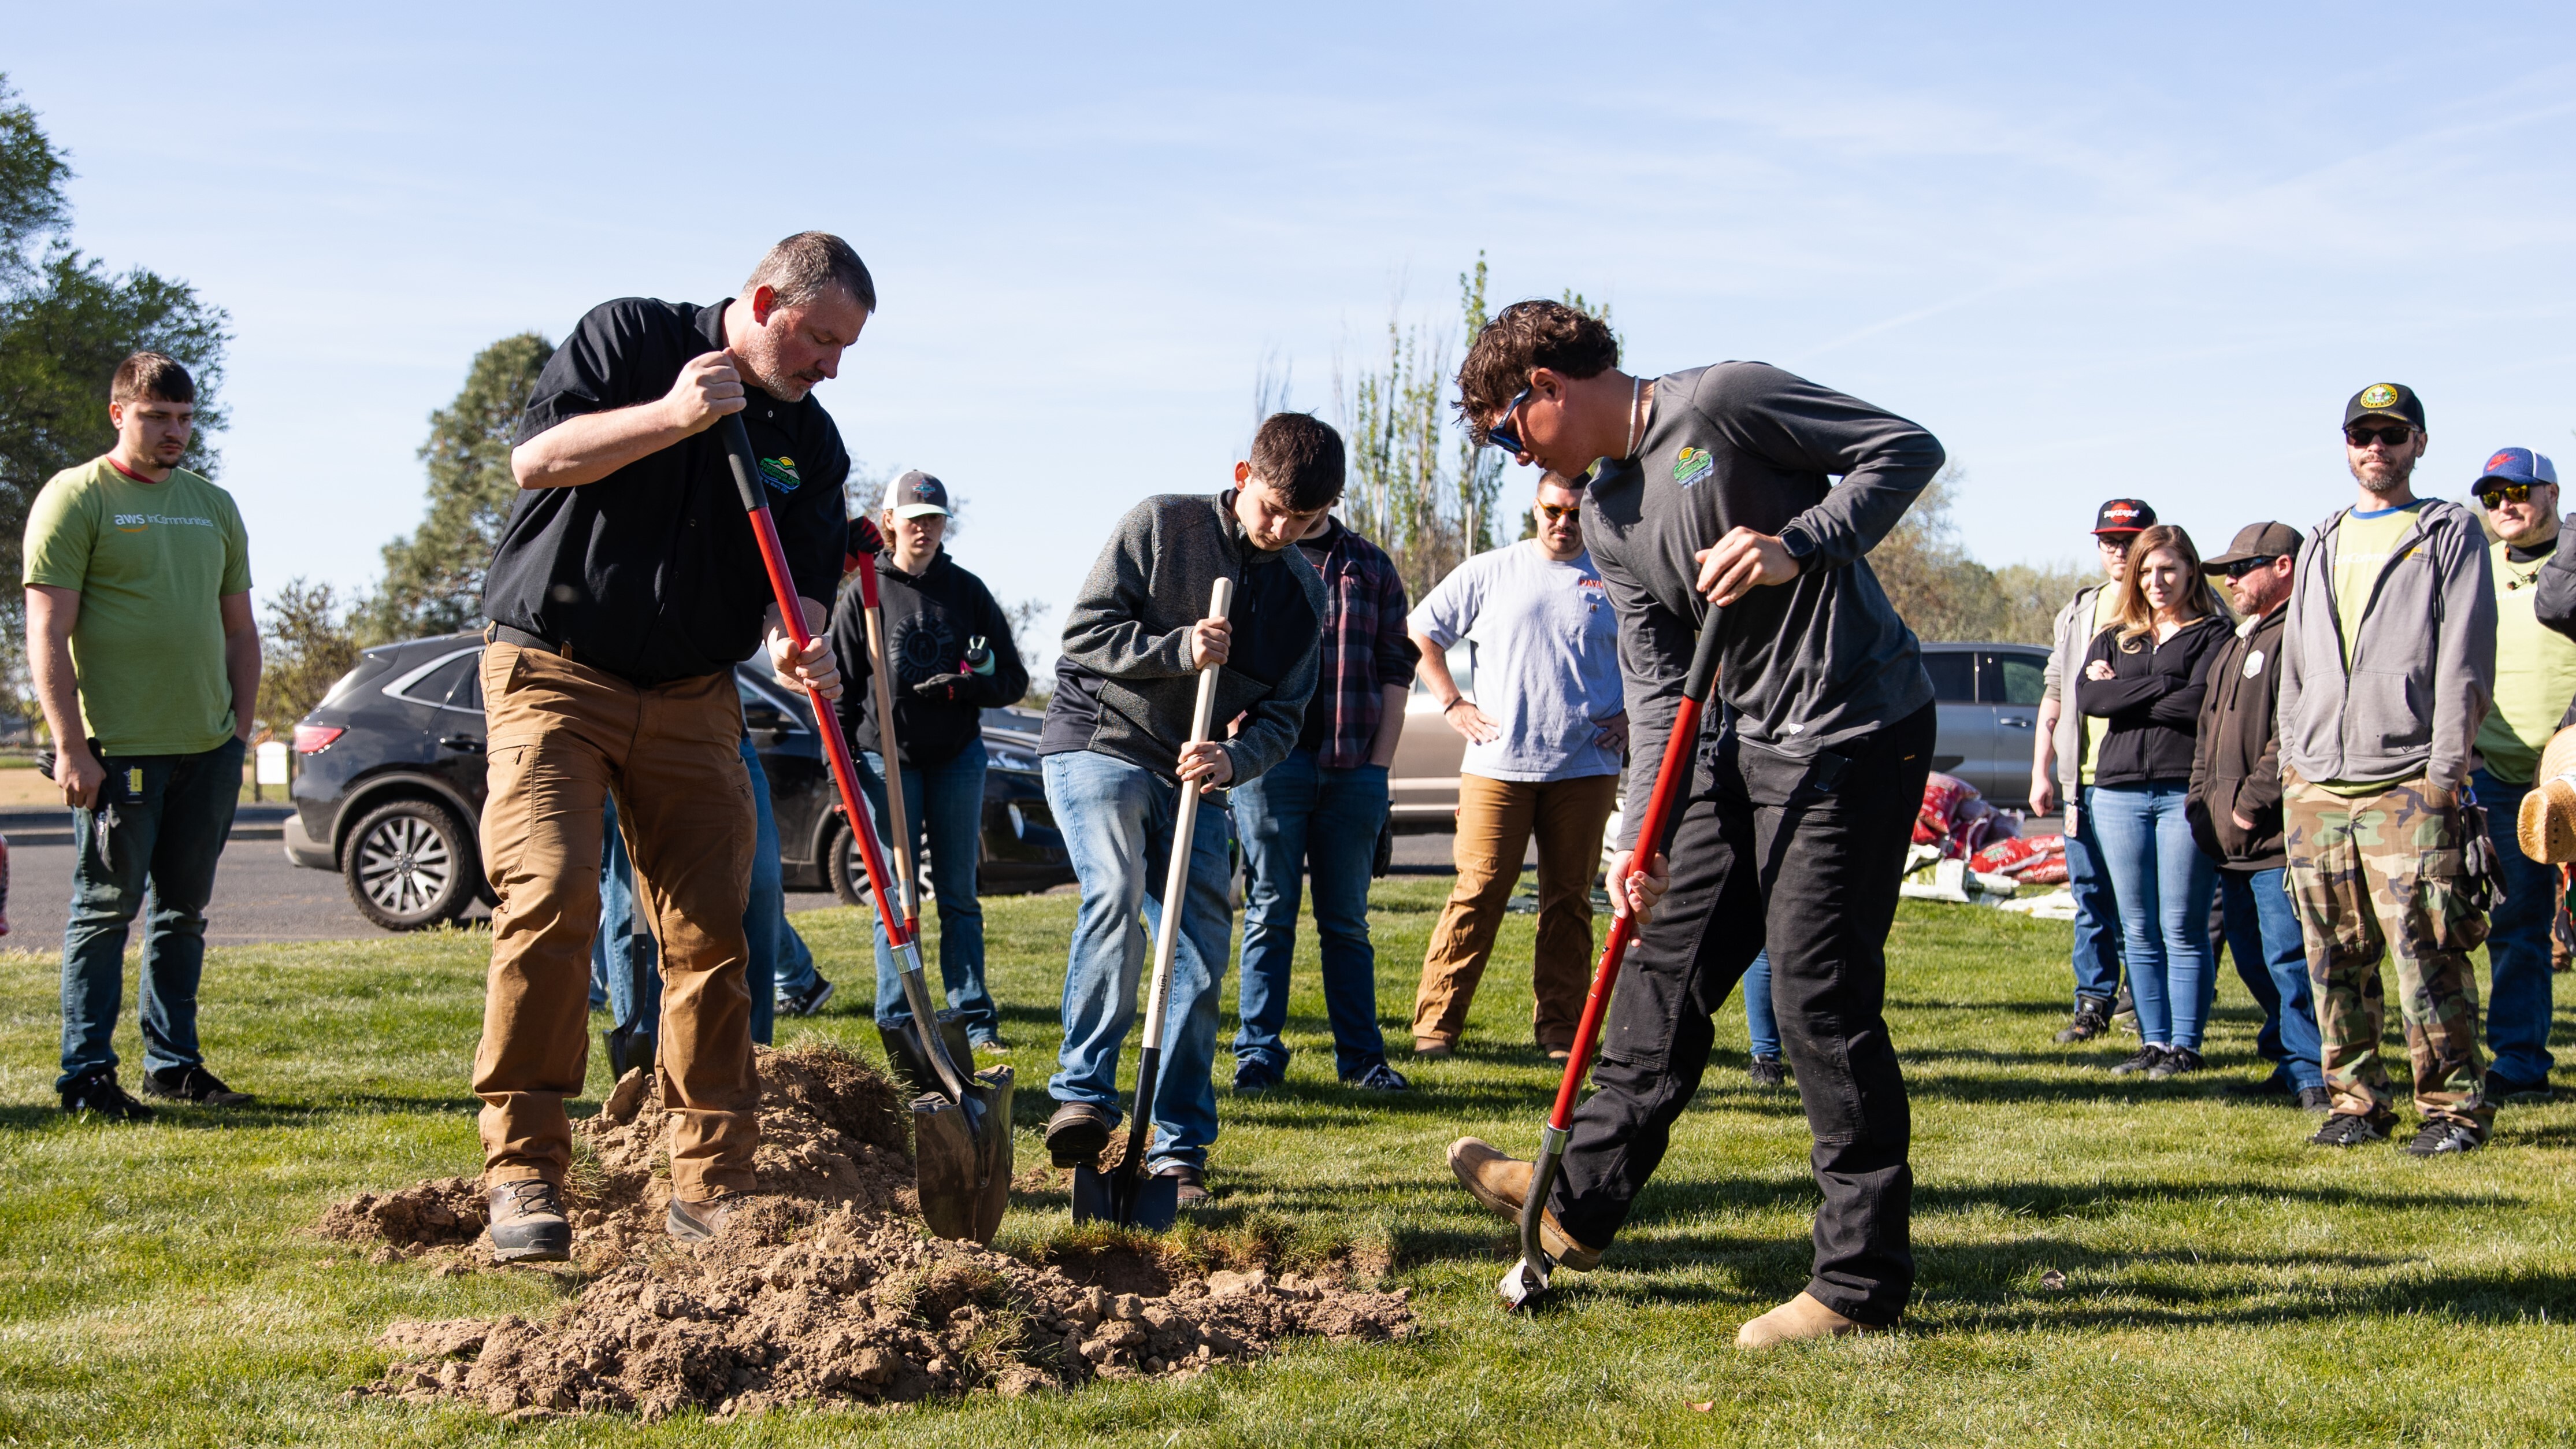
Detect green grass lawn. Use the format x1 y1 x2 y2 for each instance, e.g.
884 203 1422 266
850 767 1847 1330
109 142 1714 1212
2 878 2573 1446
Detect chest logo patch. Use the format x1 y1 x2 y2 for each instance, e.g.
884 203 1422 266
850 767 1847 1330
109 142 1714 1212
2243 648 2264 679
758 455 802 494
1673 446 1714 488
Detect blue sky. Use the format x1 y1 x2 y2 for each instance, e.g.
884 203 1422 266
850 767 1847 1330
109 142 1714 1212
11 4 2575 649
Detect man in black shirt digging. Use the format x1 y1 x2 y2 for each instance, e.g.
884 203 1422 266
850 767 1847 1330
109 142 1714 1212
473 232 863 1261
1442 300 1944 1346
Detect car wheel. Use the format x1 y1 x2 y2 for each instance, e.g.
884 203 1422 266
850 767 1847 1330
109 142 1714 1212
343 798 478 931
826 820 869 909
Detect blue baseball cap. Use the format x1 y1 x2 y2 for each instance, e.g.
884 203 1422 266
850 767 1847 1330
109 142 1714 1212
2476 447 2558 489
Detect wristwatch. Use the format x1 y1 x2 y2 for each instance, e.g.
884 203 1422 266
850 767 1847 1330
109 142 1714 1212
1779 524 1819 564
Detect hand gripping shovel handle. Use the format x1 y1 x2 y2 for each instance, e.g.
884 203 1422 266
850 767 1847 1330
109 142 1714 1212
1504 613 1724 1307
1105 575 1233 1224
717 417 967 1105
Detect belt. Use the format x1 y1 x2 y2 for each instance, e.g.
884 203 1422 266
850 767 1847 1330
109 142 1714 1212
485 622 569 655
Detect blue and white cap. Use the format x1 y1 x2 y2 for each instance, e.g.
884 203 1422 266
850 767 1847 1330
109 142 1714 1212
2477 447 2558 489
884 469 952 519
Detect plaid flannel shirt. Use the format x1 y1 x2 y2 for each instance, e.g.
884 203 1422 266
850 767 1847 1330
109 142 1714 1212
1299 518 1421 769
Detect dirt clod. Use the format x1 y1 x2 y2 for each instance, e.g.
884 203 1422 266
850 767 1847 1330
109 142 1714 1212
335 1044 1412 1418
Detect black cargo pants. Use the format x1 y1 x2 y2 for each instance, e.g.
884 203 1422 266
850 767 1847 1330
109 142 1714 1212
1550 702 1933 1325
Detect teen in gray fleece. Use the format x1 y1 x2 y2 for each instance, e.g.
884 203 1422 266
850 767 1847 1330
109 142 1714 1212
1036 413 1331 1203
1438 300 1942 1350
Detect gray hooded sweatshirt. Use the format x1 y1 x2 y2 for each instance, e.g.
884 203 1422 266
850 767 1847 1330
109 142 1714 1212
2277 496 2495 794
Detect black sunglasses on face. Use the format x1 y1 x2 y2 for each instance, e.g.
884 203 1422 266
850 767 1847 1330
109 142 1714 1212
2218 554 2280 580
1485 387 1532 455
2345 424 2415 449
2479 482 2537 508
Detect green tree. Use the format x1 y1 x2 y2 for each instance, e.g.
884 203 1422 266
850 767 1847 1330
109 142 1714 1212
258 577 361 728
358 332 554 642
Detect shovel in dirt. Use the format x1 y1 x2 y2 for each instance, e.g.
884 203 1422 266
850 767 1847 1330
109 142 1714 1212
1498 616 1723 1310
718 416 1014 1245
1071 577 1233 1232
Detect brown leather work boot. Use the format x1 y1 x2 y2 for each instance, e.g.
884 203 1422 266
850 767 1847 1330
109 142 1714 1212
667 1195 747 1243
1445 1137 1601 1270
1734 1291 1883 1348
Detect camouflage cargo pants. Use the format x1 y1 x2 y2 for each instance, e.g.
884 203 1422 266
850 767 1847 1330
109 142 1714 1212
2282 770 2492 1131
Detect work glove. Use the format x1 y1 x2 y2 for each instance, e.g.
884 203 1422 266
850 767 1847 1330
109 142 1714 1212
841 516 885 573
910 670 975 703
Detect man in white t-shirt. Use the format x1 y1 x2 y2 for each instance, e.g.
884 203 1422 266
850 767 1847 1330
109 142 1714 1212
1408 473 1627 1063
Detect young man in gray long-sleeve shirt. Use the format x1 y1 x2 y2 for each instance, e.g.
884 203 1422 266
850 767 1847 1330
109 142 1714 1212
1441 301 1943 1348
1035 413 1331 1205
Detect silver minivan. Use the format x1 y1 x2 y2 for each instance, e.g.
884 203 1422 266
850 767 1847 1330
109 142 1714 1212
1921 640 2050 810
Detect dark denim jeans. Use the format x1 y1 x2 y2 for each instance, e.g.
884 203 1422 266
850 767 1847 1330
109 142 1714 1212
591 732 803 1046
1743 950 1779 1058
2089 782 2218 1050
1230 748 1390 1079
2475 769 2558 1085
2220 866 2323 1092
857 740 997 1043
1043 750 1234 1173
58 736 244 1090
2066 785 2123 1003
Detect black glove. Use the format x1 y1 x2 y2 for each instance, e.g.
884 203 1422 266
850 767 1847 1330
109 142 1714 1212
910 670 974 703
842 516 885 572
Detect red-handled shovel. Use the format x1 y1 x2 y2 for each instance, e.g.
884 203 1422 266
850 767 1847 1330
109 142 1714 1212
717 416 1014 1244
1499 614 1725 1309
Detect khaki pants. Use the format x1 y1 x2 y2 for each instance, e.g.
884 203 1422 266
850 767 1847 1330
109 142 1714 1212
472 643 759 1199
1412 772 1619 1050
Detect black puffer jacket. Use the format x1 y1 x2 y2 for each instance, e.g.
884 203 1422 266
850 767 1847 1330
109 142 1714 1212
2080 613 2230 786
829 547 1029 769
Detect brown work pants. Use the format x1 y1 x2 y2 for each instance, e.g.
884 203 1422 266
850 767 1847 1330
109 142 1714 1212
472 642 760 1200
1412 771 1619 1050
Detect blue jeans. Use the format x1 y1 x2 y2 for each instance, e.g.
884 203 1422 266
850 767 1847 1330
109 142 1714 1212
1044 751 1234 1172
58 736 245 1089
2066 785 2124 1003
858 740 997 1042
2220 867 2323 1092
1230 749 1390 1079
1743 950 1780 1058
2476 769 2558 1084
2090 782 2218 1050
590 732 803 1047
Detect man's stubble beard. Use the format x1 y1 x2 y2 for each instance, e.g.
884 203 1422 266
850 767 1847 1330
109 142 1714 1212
2349 450 2417 498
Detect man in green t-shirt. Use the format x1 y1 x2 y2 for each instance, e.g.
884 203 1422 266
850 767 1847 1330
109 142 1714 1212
2466 447 2574 1100
21 352 259 1121
2277 382 2498 1155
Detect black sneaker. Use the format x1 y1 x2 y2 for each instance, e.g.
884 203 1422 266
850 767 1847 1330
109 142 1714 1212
2109 1045 2166 1077
1232 1058 1285 1094
2486 1070 2553 1103
2309 1110 2396 1147
485 1179 571 1263
2224 1072 2297 1099
1747 1055 1790 1088
140 1064 255 1106
2147 1046 2204 1080
1341 1060 1410 1092
1156 1163 1208 1207
777 977 836 1018
60 1072 154 1122
1044 1100 1112 1168
2401 1120 2483 1157
2054 995 2113 1044
2296 1086 2334 1112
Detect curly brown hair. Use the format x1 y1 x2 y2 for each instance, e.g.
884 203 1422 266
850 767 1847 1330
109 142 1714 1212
1454 299 1619 442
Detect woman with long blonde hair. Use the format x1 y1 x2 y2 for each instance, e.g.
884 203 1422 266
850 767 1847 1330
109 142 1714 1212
2079 524 2233 1079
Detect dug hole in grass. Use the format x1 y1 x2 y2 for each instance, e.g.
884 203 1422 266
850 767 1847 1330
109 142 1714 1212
2 884 2575 1444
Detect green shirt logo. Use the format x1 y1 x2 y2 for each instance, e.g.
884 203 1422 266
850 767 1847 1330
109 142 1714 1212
1674 446 1714 488
759 455 803 493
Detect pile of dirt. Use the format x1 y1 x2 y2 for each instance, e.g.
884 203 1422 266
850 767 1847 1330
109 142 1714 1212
332 1045 1413 1420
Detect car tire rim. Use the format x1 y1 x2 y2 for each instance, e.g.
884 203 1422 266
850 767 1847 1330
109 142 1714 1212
358 816 453 918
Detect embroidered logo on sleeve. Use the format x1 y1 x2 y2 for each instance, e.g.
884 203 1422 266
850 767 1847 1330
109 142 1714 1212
1673 446 1714 488
759 455 803 493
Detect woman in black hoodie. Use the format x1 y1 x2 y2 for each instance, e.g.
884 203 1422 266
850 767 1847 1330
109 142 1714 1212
2080 524 2231 1080
827 471 1030 1050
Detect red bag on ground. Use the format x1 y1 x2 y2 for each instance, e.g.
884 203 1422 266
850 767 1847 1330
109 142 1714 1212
1973 833 2066 883
1917 773 1977 844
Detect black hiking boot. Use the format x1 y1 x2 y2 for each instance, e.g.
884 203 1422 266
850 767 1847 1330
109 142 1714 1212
2296 1086 2334 1112
140 1063 255 1107
1341 1059 1410 1092
1232 1057 1285 1094
1747 1055 1790 1088
485 1179 571 1263
2486 1070 2553 1103
2224 1070 2297 1099
2110 981 2138 1035
2308 1110 2396 1147
1156 1163 1208 1207
1044 1100 1112 1168
2401 1119 2483 1157
777 976 836 1018
59 1072 154 1122
2109 1045 2166 1077
2147 1047 2204 1080
2054 995 2113 1044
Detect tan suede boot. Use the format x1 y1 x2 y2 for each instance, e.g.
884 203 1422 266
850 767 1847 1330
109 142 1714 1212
1734 1291 1882 1348
1445 1137 1601 1270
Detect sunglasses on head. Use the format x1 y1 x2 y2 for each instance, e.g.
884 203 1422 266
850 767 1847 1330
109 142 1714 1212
1484 387 1532 455
2218 554 2281 580
1536 501 1580 522
2345 423 2415 449
2479 482 2539 509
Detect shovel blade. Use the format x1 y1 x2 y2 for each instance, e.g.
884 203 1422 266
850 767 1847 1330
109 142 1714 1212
601 1026 655 1082
877 1011 976 1100
909 1063 1016 1245
1498 1257 1552 1310
1068 1163 1181 1232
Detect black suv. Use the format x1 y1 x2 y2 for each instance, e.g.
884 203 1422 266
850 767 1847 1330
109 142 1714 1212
285 633 1071 930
